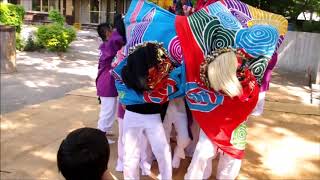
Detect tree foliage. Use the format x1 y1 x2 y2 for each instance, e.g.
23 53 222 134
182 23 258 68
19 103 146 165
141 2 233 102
48 9 65 26
0 3 25 33
241 0 320 21
241 0 320 32
36 24 76 52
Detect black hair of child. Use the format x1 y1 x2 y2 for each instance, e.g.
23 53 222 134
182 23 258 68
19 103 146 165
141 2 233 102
175 0 184 15
113 14 127 44
97 22 112 41
57 127 110 180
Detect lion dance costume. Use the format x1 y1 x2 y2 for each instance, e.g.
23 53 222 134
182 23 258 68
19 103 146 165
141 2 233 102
113 0 287 162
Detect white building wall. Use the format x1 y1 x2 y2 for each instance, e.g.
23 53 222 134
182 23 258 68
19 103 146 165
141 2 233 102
21 0 32 11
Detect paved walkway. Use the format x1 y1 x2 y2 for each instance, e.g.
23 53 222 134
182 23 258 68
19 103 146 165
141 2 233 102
1 70 319 179
1 29 100 114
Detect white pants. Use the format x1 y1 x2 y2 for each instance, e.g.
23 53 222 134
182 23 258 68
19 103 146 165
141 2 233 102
123 110 172 180
163 98 191 168
185 130 241 180
116 118 152 175
251 91 266 116
97 97 117 132
185 118 200 157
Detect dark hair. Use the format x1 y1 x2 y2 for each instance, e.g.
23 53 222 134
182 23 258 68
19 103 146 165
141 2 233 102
57 127 110 180
121 43 159 93
168 6 175 14
97 22 112 41
175 0 184 15
114 14 127 43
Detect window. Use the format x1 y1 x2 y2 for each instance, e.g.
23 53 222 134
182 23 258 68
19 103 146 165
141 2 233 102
8 0 21 4
42 0 49 12
90 0 100 24
49 0 59 11
32 0 59 12
32 0 41 11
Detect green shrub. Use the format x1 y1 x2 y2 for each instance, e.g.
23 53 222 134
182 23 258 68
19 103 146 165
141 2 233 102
302 21 314 32
15 32 24 51
36 24 76 52
24 35 41 51
302 21 320 33
314 22 320 32
48 9 65 26
0 3 25 33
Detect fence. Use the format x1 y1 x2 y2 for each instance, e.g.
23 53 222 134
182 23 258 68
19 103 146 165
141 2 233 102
277 31 320 82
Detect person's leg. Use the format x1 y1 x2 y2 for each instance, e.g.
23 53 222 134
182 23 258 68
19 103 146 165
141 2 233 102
120 116 152 175
184 130 217 180
251 91 266 116
140 132 152 176
116 118 124 172
123 127 143 179
172 114 191 168
162 109 173 144
185 119 200 157
203 157 213 179
123 111 144 180
97 97 117 134
144 114 172 180
216 152 242 180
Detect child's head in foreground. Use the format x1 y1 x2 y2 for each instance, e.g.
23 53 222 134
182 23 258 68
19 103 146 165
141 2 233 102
57 127 110 180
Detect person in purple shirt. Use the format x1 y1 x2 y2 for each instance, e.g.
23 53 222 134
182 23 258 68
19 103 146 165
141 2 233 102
96 15 126 141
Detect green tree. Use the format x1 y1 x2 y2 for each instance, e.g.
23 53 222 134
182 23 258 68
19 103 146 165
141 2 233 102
241 0 320 22
48 9 65 26
0 3 25 33
232 0 320 32
36 23 76 52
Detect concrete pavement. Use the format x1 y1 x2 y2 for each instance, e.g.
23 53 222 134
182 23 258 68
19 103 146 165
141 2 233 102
1 70 319 180
1 29 100 114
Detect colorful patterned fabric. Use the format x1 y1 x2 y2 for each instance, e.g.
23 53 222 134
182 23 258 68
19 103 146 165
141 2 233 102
195 0 219 11
113 0 288 159
149 0 173 9
113 0 185 105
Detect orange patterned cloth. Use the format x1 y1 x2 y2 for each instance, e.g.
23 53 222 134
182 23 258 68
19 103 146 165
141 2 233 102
149 0 173 9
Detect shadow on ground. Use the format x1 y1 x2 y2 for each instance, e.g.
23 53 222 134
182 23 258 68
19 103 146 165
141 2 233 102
1 44 319 179
1 30 100 114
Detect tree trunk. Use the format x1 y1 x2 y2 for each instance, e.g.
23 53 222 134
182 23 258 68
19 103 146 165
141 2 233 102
310 11 314 21
303 12 307 20
0 25 17 74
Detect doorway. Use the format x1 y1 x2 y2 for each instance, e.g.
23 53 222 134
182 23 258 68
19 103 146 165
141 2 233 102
89 0 100 24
